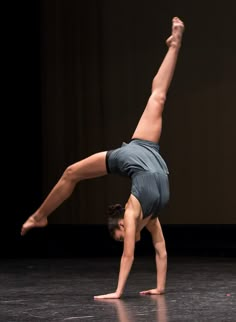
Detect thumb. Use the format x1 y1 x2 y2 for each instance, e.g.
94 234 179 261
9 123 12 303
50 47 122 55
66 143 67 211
140 290 152 295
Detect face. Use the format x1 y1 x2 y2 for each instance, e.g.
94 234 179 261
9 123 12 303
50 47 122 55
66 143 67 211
114 229 124 242
114 220 125 242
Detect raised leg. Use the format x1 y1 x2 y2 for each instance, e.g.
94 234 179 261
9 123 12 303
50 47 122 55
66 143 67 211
132 17 185 143
21 152 107 236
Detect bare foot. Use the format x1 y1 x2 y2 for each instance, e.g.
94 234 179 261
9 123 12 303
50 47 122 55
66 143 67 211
21 215 48 236
166 17 185 48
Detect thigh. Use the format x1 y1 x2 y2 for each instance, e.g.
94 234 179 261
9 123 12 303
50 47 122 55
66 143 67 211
68 151 108 181
131 94 164 144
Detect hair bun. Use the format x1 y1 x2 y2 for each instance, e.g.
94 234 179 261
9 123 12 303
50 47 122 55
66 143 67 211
107 204 124 217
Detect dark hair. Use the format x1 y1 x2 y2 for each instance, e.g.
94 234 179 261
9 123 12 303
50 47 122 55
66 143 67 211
107 204 125 238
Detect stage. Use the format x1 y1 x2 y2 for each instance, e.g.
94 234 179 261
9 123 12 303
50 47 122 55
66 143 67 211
1 256 235 321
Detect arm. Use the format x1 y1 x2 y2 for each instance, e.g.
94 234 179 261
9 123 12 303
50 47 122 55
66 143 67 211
140 218 167 295
94 196 140 299
115 211 137 296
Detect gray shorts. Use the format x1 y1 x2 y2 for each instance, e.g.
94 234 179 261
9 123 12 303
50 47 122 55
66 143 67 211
106 139 170 218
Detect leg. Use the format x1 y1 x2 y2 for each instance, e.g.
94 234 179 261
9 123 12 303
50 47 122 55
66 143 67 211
132 17 185 143
21 152 107 236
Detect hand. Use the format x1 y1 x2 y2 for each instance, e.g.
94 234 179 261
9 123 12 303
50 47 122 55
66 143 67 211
94 292 121 299
139 288 165 295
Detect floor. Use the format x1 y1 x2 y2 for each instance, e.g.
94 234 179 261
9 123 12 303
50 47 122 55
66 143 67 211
0 256 235 321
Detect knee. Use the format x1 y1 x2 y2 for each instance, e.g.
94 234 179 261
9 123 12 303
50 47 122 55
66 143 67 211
151 91 166 106
63 165 80 183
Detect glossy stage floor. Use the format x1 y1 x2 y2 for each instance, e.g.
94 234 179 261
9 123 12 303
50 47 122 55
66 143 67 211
0 255 235 321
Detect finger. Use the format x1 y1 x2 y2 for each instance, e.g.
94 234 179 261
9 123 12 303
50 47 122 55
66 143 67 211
94 295 106 299
94 294 118 299
94 295 104 299
139 291 151 295
140 290 161 295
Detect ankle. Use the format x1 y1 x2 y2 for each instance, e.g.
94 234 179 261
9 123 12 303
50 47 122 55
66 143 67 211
33 211 44 222
169 42 181 49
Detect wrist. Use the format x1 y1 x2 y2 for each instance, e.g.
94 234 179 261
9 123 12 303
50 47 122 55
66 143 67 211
115 289 123 297
156 287 165 294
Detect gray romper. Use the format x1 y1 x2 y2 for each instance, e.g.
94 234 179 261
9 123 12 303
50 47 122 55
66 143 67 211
105 139 170 219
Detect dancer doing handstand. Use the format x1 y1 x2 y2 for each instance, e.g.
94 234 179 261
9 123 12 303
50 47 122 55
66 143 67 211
21 17 185 299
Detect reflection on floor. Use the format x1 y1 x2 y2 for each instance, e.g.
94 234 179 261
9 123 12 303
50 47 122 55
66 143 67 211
0 256 235 321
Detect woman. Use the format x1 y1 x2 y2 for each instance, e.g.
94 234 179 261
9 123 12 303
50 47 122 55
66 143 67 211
21 17 185 299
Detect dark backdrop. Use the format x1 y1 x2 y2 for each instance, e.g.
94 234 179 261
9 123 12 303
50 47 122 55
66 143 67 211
5 0 236 258
39 0 235 225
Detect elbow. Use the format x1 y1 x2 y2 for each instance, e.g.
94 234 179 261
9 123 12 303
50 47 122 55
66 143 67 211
154 241 167 260
156 250 167 260
122 254 134 262
135 232 141 242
